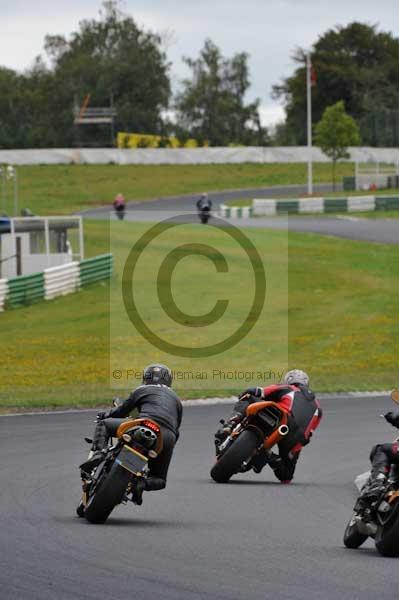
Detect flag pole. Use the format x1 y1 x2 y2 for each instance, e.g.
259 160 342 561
306 52 313 195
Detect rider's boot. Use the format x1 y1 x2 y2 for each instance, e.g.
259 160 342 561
132 479 146 506
359 471 387 504
252 450 273 474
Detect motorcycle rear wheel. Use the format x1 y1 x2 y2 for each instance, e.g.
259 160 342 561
84 463 132 524
375 501 399 557
343 515 368 549
210 429 258 483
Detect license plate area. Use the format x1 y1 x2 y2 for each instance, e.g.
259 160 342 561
116 446 148 475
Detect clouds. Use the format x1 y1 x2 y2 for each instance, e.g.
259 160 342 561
1 0 399 125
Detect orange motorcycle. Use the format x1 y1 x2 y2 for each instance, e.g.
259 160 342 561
210 400 289 483
77 417 163 524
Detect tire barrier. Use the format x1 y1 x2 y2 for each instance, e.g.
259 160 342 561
0 253 113 311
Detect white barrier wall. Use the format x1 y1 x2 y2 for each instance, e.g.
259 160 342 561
1 147 399 165
44 262 80 300
0 279 8 311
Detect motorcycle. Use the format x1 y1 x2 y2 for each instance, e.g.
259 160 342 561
114 204 126 220
210 400 289 483
77 411 163 524
343 390 399 556
198 205 211 224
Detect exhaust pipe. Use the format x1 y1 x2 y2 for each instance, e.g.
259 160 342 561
278 424 289 436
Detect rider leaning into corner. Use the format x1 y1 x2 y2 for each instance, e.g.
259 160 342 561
214 369 322 483
358 410 399 504
80 364 182 505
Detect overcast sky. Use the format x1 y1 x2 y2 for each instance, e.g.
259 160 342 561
1 0 399 127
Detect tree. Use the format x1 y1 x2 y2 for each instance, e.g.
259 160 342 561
273 22 399 146
45 1 171 146
314 101 361 190
174 39 269 146
0 1 171 148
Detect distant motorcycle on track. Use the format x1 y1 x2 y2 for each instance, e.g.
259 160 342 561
198 205 211 224
196 193 212 224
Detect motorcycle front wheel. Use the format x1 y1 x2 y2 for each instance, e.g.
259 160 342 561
210 429 258 483
343 514 368 549
84 462 132 524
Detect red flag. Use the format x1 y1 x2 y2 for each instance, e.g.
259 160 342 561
311 65 317 87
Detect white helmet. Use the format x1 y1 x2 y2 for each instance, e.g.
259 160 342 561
283 369 309 387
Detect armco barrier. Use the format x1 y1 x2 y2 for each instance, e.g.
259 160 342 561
44 262 80 300
7 272 44 307
79 254 113 286
252 195 399 217
0 279 8 311
218 205 253 219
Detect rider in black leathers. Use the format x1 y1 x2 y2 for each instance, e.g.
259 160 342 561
196 192 212 212
81 364 182 505
359 411 399 502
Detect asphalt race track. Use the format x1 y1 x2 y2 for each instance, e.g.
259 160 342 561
1 395 399 600
82 183 399 244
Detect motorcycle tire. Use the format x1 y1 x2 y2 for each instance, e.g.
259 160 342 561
343 515 368 549
84 462 132 524
210 429 258 483
375 501 399 557
76 500 85 518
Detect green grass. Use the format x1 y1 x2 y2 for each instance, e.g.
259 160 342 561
1 219 398 411
4 163 354 216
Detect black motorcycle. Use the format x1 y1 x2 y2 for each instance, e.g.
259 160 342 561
343 390 399 556
198 205 211 224
114 204 125 220
77 413 163 524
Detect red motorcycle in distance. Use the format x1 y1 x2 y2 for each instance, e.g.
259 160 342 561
210 400 289 483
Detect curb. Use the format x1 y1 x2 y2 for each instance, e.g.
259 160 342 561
219 196 399 218
0 391 391 417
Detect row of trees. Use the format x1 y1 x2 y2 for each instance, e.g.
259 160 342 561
0 2 398 148
273 22 399 147
0 2 266 148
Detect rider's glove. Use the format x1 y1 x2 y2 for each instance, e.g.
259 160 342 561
384 411 399 428
96 411 109 421
238 387 264 401
214 417 240 445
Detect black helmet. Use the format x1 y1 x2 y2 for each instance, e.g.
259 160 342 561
143 364 172 387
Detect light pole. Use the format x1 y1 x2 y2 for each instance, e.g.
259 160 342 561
6 165 18 216
306 52 313 196
0 166 6 215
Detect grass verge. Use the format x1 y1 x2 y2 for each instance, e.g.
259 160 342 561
5 162 354 216
0 219 398 410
